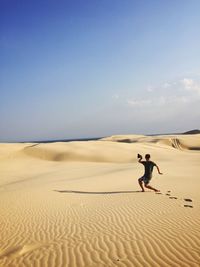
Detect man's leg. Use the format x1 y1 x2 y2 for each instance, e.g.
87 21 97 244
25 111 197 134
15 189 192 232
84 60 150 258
144 183 159 192
138 177 145 192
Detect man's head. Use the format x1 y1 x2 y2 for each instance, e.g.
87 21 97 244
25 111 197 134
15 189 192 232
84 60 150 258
145 154 151 160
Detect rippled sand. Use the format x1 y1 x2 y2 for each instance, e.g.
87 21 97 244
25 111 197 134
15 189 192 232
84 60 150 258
0 134 200 266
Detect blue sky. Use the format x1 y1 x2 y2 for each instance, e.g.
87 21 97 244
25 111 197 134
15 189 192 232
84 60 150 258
1 0 200 141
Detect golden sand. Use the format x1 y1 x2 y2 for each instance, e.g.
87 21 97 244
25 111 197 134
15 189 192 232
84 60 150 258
0 134 200 266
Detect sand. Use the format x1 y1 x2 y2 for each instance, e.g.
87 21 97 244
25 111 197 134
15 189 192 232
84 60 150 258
0 134 200 267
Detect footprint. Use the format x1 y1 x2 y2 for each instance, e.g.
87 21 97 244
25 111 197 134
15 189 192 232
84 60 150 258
156 192 162 194
184 205 193 208
19 244 42 256
184 198 192 202
0 243 42 259
169 196 178 199
0 246 21 258
167 190 171 193
166 193 171 196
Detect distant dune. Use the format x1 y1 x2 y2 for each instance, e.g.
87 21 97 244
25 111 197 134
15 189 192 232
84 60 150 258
183 129 200 134
0 133 200 266
101 134 200 151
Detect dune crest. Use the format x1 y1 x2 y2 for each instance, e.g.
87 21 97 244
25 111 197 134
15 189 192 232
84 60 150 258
102 134 200 151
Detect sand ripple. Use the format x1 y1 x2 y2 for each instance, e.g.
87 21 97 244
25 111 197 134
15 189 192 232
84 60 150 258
1 189 200 267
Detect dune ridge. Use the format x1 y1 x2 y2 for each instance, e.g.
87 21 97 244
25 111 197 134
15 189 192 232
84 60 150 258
0 134 200 266
1 134 199 165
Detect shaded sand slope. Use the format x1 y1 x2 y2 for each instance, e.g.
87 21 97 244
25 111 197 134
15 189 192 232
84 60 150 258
0 134 200 266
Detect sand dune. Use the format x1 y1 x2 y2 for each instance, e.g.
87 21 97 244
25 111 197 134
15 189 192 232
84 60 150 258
101 134 200 151
0 134 200 266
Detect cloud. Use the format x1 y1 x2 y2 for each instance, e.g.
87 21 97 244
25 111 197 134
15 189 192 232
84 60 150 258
146 81 175 93
127 99 152 107
181 78 200 94
117 76 200 112
127 95 189 108
112 94 120 99
162 82 171 88
146 86 154 92
161 95 189 104
107 76 200 133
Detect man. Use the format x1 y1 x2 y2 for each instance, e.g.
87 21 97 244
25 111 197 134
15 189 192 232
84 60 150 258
138 153 163 192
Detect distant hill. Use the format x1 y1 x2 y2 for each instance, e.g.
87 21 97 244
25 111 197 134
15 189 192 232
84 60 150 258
183 129 200 135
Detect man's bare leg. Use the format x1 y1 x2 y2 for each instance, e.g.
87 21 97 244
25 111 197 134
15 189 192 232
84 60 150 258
138 178 145 192
144 184 159 192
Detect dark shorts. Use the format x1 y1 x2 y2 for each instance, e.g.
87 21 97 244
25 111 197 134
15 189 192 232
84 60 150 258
138 175 151 185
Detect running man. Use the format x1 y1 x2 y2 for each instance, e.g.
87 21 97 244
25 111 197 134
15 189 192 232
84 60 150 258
138 154 163 192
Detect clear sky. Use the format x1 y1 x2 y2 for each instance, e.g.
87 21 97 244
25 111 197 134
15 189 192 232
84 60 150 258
1 0 200 142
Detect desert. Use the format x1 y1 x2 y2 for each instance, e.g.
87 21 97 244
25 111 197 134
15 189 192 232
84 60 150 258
0 133 200 266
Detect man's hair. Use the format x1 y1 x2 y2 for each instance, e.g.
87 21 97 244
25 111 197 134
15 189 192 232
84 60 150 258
145 154 151 159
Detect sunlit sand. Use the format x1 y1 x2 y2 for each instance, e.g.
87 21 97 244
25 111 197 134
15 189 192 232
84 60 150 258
0 134 200 266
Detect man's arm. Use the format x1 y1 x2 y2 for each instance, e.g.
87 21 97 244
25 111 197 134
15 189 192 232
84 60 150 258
137 154 143 163
156 165 163 175
138 158 143 163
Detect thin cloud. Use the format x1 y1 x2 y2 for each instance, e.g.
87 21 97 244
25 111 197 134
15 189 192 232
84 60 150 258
112 94 120 99
156 95 190 105
162 82 171 88
181 78 200 94
146 86 154 92
127 95 189 108
127 98 152 107
123 76 200 110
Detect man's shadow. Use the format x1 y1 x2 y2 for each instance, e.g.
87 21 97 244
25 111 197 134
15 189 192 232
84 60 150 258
54 190 142 194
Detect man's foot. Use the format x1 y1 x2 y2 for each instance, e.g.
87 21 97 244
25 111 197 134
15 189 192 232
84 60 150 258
144 184 159 192
141 189 145 192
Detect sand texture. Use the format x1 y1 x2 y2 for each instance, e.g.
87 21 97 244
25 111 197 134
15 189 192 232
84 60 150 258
0 134 200 267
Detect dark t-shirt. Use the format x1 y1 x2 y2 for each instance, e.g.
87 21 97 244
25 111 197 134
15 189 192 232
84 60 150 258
141 160 156 179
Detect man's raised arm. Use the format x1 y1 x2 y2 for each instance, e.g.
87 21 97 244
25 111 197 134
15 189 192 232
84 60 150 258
137 154 143 163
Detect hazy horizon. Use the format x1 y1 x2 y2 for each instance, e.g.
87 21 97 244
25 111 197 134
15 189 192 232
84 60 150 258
1 0 200 142
2 128 199 143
